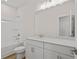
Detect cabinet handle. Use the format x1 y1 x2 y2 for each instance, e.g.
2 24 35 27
31 47 35 53
57 56 60 59
71 48 77 55
57 56 62 59
60 56 62 59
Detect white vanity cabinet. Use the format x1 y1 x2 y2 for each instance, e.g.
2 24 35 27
44 49 58 59
44 42 75 59
24 39 43 59
57 54 74 59
25 44 43 59
24 39 75 59
44 49 74 59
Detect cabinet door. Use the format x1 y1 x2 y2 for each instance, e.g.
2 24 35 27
25 44 43 59
44 49 58 59
59 54 74 59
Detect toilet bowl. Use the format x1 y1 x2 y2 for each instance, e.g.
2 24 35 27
14 46 25 59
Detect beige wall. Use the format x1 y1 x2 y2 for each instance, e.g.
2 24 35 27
17 0 43 38
17 6 35 39
1 4 17 20
1 4 18 48
35 0 75 37
17 0 75 38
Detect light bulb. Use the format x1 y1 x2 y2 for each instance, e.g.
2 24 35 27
5 0 7 2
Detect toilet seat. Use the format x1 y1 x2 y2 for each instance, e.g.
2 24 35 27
14 46 25 53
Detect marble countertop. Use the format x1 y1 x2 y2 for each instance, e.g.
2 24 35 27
27 36 77 48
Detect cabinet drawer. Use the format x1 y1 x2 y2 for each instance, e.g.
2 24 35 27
44 42 75 56
25 39 43 48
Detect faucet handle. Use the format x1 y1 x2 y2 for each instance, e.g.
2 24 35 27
17 34 20 36
38 34 44 37
71 48 77 55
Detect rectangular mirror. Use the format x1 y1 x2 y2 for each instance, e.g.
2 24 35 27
59 15 75 37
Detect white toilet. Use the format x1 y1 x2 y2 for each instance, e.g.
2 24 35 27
14 46 25 59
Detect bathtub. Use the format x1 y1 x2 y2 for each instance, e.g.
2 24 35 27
1 42 24 59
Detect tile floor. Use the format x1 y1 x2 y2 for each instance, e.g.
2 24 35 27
4 54 16 59
3 53 25 59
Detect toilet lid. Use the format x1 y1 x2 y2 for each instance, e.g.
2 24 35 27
14 46 25 51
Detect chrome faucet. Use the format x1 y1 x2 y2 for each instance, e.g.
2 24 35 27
71 48 77 55
16 34 21 40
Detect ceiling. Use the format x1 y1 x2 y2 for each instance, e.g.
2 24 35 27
1 0 43 9
1 0 73 9
1 0 44 10
1 0 28 8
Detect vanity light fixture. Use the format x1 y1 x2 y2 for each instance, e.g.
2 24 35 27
5 0 7 2
37 0 68 11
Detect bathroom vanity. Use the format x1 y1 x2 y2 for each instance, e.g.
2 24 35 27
24 36 76 59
